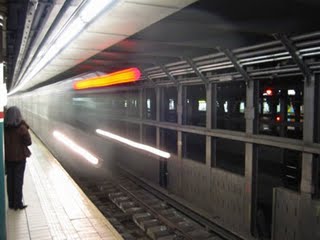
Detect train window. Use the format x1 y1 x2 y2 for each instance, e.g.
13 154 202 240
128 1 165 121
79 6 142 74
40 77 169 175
161 87 177 123
160 128 177 155
258 77 304 139
183 84 206 127
126 91 139 117
142 125 156 147
182 132 206 163
213 138 245 175
215 81 246 131
144 88 156 120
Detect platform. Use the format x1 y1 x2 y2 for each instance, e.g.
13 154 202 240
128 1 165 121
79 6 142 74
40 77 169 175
5 132 123 240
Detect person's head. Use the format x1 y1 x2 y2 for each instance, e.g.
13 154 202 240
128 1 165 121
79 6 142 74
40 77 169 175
4 106 23 127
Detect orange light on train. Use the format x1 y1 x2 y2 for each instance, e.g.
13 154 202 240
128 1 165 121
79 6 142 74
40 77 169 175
276 116 281 122
73 67 141 90
266 89 273 96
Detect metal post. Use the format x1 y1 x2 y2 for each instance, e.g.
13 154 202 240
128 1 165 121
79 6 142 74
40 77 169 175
298 75 315 239
206 83 212 167
244 79 255 236
177 84 183 193
0 66 7 240
301 75 315 193
139 88 143 142
159 157 168 188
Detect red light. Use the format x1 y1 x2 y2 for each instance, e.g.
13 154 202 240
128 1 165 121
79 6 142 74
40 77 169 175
266 89 273 96
73 67 141 90
276 116 281 122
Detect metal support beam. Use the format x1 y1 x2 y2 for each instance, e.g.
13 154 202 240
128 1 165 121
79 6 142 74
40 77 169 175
156 86 161 146
141 69 156 87
205 83 212 167
12 0 39 87
219 48 252 85
244 80 255 235
301 74 315 193
274 33 313 84
139 88 143 142
0 63 6 240
159 64 179 86
184 57 208 86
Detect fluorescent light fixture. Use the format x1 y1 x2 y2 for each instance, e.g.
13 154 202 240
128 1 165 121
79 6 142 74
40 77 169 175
241 56 291 66
198 61 232 70
9 0 116 95
96 129 171 159
239 52 289 63
53 130 99 165
301 51 320 57
300 46 320 52
80 0 114 23
199 64 234 72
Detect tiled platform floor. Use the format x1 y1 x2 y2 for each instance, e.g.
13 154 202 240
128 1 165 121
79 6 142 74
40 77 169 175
6 133 123 240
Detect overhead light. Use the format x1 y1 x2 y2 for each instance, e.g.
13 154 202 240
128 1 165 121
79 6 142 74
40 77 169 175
80 0 115 23
96 129 171 159
53 130 99 165
239 52 289 63
73 67 141 90
300 46 320 53
241 56 291 66
301 51 320 57
9 0 117 95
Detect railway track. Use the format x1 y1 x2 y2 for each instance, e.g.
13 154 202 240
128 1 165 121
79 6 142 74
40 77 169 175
73 170 241 240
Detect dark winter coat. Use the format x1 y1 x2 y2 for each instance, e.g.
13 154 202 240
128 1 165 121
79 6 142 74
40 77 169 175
5 120 32 162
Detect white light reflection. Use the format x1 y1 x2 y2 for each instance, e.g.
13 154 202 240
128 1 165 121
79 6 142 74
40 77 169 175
96 129 171 159
53 131 99 165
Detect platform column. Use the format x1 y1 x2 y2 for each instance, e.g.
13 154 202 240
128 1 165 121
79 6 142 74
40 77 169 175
299 75 315 239
0 9 7 239
0 68 6 240
205 83 212 167
244 80 255 237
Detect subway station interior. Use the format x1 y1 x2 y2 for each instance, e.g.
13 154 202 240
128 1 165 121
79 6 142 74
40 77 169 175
1 0 320 239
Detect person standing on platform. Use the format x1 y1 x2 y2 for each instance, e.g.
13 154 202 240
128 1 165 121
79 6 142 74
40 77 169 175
4 106 31 210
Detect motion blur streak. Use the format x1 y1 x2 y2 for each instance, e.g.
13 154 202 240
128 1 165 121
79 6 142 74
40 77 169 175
96 129 171 159
53 131 99 165
73 67 141 90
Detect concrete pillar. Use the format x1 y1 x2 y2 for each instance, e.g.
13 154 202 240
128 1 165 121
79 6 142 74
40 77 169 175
301 76 315 193
156 87 160 148
206 83 212 167
299 76 315 239
177 85 183 193
244 80 255 236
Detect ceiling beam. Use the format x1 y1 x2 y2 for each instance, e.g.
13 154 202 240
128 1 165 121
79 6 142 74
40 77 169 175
219 47 252 85
274 33 313 84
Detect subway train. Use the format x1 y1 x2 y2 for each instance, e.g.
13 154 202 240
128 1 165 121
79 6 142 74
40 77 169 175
8 70 313 239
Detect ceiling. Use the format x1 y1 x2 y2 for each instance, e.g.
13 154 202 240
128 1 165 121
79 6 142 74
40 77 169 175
5 0 320 92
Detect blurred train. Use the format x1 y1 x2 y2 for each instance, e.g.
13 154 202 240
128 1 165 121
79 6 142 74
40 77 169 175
8 71 308 240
